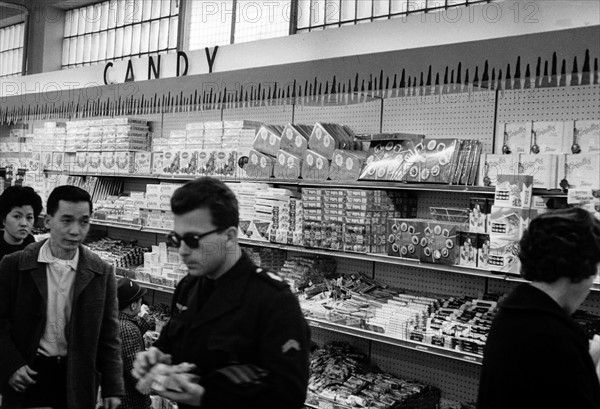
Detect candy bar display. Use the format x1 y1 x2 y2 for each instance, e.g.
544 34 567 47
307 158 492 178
303 188 417 253
86 237 148 269
307 342 441 409
139 242 188 288
407 295 502 356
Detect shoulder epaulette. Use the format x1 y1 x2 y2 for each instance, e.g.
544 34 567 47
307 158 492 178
254 267 288 289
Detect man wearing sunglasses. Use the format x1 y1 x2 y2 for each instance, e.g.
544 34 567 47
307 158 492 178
132 177 310 409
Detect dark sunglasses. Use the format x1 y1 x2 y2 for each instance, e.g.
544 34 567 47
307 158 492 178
166 228 224 249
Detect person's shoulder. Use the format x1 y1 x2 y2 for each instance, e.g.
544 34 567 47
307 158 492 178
80 246 112 271
119 317 142 335
248 266 290 292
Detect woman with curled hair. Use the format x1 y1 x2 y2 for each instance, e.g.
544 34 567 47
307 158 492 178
0 186 43 260
477 207 600 409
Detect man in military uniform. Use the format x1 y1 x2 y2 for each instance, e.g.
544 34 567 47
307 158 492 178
132 177 310 409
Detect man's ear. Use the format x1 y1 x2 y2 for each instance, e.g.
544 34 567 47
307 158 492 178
225 226 238 242
44 214 51 229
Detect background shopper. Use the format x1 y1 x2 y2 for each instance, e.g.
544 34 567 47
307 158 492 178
0 186 43 260
132 177 310 409
117 277 155 409
477 207 600 409
0 185 124 409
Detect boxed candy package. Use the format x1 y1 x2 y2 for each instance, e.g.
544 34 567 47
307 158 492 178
329 149 368 181
274 149 302 180
517 154 559 189
359 138 424 182
478 153 519 186
574 119 600 154
493 174 533 209
531 121 572 154
387 218 424 260
246 149 275 179
564 153 600 189
495 122 532 155
253 125 284 157
301 149 330 181
307 123 355 159
279 124 312 157
418 221 461 265
422 138 461 184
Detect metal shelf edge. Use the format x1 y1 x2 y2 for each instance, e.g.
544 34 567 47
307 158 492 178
306 318 482 365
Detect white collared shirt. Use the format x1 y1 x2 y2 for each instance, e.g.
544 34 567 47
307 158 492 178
37 239 79 357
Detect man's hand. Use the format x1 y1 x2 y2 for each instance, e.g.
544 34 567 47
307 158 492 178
590 334 600 365
103 397 121 409
157 375 205 407
8 365 37 392
132 347 172 379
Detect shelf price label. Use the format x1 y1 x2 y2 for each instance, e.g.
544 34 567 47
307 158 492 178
463 355 478 362
415 345 429 352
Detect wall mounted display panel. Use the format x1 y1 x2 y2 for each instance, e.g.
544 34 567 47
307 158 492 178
222 105 294 125
375 262 487 298
496 85 600 124
382 89 497 153
371 342 481 402
309 326 371 356
293 100 382 134
416 191 473 219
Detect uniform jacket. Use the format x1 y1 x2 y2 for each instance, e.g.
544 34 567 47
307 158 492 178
0 240 125 409
154 253 311 409
477 283 600 409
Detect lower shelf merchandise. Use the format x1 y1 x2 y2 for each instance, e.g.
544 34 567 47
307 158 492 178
306 342 442 409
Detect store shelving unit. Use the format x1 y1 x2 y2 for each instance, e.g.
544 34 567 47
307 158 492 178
11 83 598 403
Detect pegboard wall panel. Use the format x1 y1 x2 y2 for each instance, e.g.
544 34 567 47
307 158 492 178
496 85 600 125
488 279 600 317
309 326 371 356
485 277 519 295
122 177 161 195
580 291 600 317
286 250 373 277
375 263 486 298
371 343 480 402
334 255 374 278
160 109 223 139
104 226 160 247
416 191 474 219
293 100 382 134
148 290 173 307
222 105 294 125
382 90 497 153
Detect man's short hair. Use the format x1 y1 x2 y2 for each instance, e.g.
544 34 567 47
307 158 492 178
519 207 600 283
0 186 44 220
46 185 93 216
170 177 239 229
